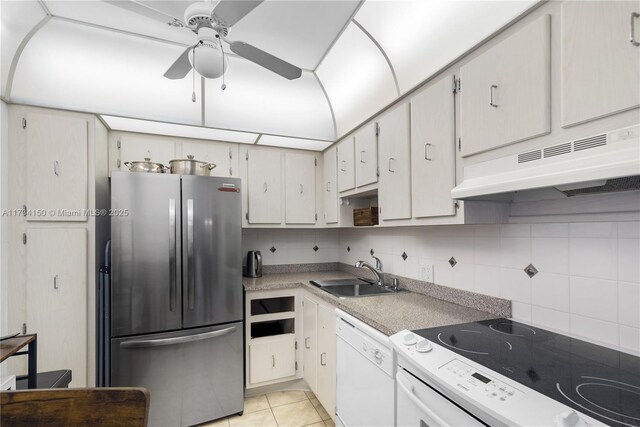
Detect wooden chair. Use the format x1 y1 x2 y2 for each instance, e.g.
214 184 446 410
0 387 150 427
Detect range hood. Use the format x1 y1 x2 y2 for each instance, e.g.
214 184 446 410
451 125 640 200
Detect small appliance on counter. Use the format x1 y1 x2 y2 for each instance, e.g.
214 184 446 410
245 250 262 278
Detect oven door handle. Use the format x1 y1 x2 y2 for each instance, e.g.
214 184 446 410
397 371 449 426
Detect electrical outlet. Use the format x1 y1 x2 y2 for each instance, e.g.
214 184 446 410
420 261 434 283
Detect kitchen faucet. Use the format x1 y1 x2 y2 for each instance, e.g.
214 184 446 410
355 255 384 288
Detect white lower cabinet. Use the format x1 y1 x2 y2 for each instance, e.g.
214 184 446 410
302 293 336 420
249 336 297 384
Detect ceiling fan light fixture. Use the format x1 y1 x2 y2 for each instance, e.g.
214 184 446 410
192 42 227 79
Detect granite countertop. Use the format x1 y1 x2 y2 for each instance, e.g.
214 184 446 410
243 271 498 336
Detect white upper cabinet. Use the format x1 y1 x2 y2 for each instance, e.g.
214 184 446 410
284 152 317 224
354 122 378 187
180 141 239 178
337 136 355 193
247 148 282 224
323 146 339 224
26 112 88 221
561 1 640 127
460 15 551 157
410 76 456 219
378 103 412 220
119 134 176 170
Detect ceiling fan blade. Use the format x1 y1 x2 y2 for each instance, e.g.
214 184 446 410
103 0 186 27
229 41 302 80
164 46 194 80
212 0 264 27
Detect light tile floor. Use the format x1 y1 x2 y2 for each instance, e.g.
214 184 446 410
203 391 334 427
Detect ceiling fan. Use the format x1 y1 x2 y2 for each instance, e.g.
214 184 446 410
104 0 302 81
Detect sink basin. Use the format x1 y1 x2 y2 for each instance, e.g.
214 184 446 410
310 278 398 298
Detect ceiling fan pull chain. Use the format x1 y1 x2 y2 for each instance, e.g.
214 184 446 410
219 36 227 91
192 46 197 102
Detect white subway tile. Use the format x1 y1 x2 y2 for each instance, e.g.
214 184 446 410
500 224 531 238
570 276 618 323
475 237 501 267
618 239 640 283
618 221 640 239
532 273 570 312
570 314 619 348
531 238 569 275
451 263 474 292
618 282 640 328
511 302 532 323
500 238 531 269
475 265 501 297
531 223 569 238
569 238 617 280
619 325 640 355
569 222 617 238
500 268 532 303
532 306 571 334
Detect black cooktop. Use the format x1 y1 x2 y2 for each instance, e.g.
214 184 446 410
413 319 640 427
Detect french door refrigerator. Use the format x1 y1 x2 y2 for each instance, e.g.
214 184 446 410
110 172 243 427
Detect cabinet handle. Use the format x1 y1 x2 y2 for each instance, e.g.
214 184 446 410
263 182 268 193
272 355 275 367
489 85 498 108
300 184 304 194
146 150 151 159
424 143 432 161
305 337 310 349
631 12 640 46
320 352 326 366
340 160 346 172
326 182 331 192
53 274 59 290
360 150 366 163
388 158 396 173
53 161 60 176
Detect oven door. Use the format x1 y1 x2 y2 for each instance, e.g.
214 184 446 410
396 369 486 427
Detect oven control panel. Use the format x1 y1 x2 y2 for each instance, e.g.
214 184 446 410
440 359 521 404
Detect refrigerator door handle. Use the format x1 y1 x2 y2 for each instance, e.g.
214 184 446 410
187 198 195 310
169 198 177 312
120 326 237 349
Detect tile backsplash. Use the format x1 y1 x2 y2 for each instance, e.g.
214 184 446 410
242 229 340 266
339 222 640 356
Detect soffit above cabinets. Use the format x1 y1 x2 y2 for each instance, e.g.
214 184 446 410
258 135 332 151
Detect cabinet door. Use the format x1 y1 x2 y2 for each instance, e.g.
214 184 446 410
247 148 282 224
411 76 456 218
181 141 239 177
323 147 338 224
285 152 316 224
26 113 87 221
460 15 551 157
249 336 296 384
378 103 412 220
316 303 336 419
26 228 87 386
120 135 176 169
562 1 640 127
337 136 355 192
303 297 318 393
355 123 378 187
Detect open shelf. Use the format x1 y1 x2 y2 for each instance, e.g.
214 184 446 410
250 318 295 339
251 296 295 316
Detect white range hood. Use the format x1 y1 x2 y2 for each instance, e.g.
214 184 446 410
451 125 640 200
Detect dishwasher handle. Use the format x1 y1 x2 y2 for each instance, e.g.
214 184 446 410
397 371 448 426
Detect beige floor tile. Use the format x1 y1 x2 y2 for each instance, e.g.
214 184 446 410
228 408 278 427
244 395 270 414
306 423 325 427
309 398 331 421
272 400 322 427
324 419 336 427
304 391 316 399
266 390 308 407
202 418 229 427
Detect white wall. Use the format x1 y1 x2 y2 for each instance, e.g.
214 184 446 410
242 229 340 266
339 221 640 356
0 100 8 359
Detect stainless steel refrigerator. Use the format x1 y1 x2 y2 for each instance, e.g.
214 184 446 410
109 172 243 427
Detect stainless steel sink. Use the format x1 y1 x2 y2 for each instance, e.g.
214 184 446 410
309 278 398 298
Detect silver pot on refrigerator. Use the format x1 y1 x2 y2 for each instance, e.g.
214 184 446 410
245 251 262 278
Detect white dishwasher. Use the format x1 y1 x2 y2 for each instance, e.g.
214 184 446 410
335 309 395 427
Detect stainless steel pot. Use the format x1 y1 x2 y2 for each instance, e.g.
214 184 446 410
124 158 169 173
169 155 216 176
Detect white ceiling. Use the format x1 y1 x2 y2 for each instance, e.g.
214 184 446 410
1 0 538 150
